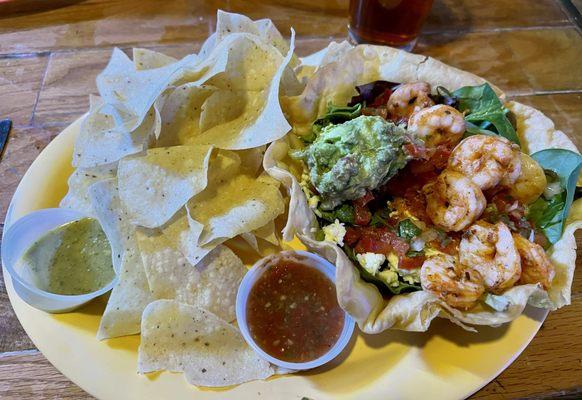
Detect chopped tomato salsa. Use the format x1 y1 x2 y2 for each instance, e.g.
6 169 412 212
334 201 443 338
246 259 345 363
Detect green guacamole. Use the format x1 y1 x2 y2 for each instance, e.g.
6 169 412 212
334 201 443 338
295 115 408 209
16 217 115 295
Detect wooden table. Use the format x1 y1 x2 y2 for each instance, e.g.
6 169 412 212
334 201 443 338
0 0 581 398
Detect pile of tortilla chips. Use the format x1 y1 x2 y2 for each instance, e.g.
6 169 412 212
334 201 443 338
60 11 303 387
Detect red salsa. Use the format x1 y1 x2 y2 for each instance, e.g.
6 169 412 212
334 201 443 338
246 258 345 363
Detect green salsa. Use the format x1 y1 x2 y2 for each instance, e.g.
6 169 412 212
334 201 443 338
16 217 115 295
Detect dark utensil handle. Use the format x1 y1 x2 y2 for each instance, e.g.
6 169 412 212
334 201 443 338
0 119 12 161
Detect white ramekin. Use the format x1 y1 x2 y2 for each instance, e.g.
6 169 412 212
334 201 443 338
236 250 355 371
1 208 118 313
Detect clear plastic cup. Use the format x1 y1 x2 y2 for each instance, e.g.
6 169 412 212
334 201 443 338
236 250 355 371
1 208 118 313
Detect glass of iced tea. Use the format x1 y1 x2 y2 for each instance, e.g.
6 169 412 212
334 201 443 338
348 0 434 50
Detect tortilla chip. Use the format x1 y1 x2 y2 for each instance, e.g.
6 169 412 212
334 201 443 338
263 138 318 241
236 146 266 176
254 18 293 62
96 48 201 130
213 10 291 61
73 96 158 168
88 178 132 272
60 163 117 216
133 48 178 70
207 149 242 182
97 249 153 340
207 34 283 91
507 101 579 155
189 32 295 149
188 173 285 246
138 300 274 387
212 11 301 94
546 208 582 308
198 89 247 132
154 84 214 147
214 10 260 44
89 179 154 339
136 227 245 322
146 150 243 266
241 220 281 253
253 220 279 246
240 232 260 253
117 145 213 228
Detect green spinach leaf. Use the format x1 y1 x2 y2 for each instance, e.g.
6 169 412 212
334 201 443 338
529 149 582 244
453 84 520 145
397 219 421 239
319 203 355 224
369 208 392 227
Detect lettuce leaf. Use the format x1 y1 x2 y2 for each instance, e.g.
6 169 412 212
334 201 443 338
348 80 399 107
369 208 391 227
529 149 582 244
319 203 355 224
453 84 520 145
302 103 362 143
397 219 421 239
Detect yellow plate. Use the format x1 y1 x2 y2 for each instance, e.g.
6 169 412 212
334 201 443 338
2 117 548 400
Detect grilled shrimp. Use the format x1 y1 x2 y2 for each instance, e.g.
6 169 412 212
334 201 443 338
387 82 435 121
448 135 522 191
408 104 466 148
423 170 486 232
459 220 521 294
513 234 555 290
420 253 485 310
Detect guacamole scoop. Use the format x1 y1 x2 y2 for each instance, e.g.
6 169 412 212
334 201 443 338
295 115 409 210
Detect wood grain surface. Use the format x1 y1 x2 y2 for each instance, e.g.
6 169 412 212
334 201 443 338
0 0 581 399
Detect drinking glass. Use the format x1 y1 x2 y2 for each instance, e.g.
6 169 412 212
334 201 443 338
348 0 435 51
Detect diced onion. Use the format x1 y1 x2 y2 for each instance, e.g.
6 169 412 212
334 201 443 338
410 237 425 252
544 180 563 199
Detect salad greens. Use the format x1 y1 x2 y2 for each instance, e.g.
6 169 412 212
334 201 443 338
348 80 398 107
302 103 362 143
452 83 521 145
301 79 581 300
397 219 422 240
319 203 355 224
370 209 391 227
529 149 582 244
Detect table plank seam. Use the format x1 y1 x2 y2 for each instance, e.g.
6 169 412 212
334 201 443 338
510 89 582 97
0 23 578 60
0 349 39 359
0 51 50 60
29 52 52 126
422 22 575 35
